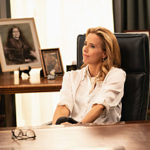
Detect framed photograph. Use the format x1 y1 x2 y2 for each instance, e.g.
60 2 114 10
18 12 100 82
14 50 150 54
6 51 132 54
0 18 41 72
40 48 64 77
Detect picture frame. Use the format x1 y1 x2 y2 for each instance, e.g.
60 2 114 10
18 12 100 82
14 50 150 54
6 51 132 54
0 18 41 72
40 48 64 77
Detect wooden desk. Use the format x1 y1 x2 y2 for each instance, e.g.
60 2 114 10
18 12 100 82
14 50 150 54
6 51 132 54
0 121 150 150
0 72 62 94
0 72 62 127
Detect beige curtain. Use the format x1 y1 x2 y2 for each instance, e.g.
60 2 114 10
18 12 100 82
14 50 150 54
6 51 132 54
10 0 114 127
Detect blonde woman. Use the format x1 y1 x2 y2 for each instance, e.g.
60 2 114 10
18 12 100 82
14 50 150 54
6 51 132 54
52 27 126 125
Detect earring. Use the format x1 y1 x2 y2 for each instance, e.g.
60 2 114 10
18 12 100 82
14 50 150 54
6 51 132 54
102 58 105 62
102 57 107 62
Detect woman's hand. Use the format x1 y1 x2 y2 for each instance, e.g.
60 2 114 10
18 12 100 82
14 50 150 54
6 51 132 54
52 105 70 125
81 104 105 124
61 122 72 125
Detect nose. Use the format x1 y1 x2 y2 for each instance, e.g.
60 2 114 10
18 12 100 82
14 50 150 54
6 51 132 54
83 45 88 53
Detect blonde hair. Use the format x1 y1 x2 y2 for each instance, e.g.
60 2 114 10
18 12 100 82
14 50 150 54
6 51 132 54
82 26 121 81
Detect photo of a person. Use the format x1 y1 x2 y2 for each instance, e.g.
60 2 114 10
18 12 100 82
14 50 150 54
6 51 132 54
0 18 41 72
4 26 37 65
46 53 61 74
41 48 63 76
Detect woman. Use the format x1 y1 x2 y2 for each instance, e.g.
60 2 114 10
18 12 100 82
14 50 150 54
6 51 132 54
5 26 37 65
52 27 126 125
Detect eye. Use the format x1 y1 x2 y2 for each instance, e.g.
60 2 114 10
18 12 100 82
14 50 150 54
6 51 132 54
90 44 95 48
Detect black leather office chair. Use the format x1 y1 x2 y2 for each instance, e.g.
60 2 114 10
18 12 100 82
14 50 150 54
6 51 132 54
77 33 149 121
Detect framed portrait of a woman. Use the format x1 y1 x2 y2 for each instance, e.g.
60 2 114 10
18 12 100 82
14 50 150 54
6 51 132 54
0 18 41 72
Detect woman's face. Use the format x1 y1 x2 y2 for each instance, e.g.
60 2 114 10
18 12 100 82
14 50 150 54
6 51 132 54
82 33 106 66
12 28 20 40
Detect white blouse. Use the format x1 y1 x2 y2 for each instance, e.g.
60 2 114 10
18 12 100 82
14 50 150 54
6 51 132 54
58 66 126 124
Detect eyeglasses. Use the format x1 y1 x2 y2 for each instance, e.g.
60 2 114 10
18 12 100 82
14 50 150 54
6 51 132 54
11 129 36 140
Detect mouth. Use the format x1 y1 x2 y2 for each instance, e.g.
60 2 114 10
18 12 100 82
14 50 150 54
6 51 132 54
83 54 89 57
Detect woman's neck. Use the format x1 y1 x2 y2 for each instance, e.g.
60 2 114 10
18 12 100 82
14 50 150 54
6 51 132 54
88 64 101 77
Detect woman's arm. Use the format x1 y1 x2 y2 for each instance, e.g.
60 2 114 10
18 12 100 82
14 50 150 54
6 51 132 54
81 104 105 124
52 105 70 125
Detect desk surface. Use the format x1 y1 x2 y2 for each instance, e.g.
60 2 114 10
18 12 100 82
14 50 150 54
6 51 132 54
0 121 150 150
0 72 62 94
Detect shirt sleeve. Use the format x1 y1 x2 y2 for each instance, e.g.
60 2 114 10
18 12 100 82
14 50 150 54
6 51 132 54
91 68 126 115
57 72 74 113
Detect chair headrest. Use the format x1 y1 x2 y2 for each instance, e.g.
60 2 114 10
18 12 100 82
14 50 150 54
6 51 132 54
115 33 149 73
77 33 149 73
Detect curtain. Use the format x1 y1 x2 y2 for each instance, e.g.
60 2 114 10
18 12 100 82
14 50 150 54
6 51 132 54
10 0 114 126
0 0 11 18
113 0 150 32
0 0 16 127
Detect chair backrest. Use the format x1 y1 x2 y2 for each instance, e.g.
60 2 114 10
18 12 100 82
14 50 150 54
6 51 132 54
77 33 149 121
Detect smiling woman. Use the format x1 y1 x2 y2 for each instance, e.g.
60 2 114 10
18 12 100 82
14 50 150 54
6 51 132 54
10 0 114 126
